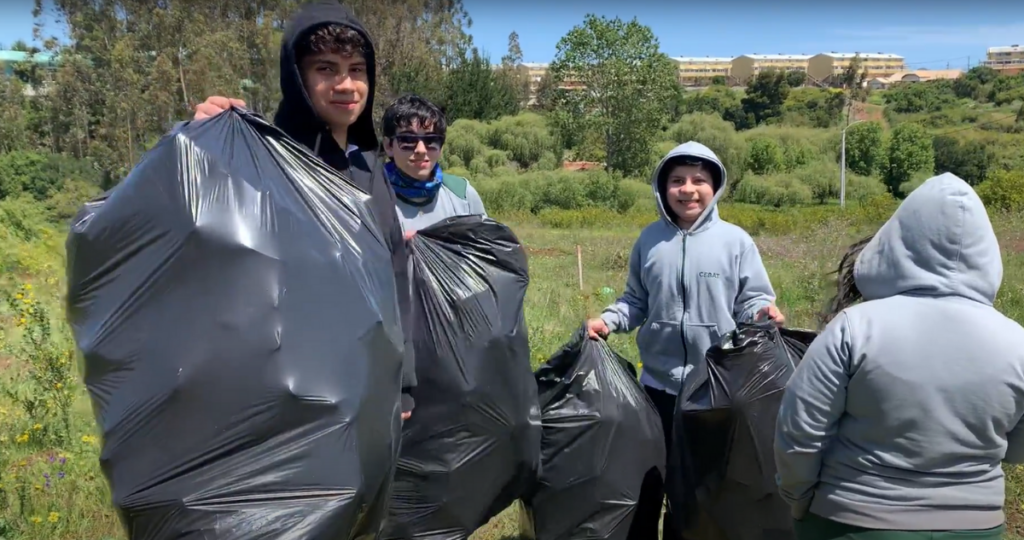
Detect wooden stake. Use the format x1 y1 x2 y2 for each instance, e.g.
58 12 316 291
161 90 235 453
576 245 584 291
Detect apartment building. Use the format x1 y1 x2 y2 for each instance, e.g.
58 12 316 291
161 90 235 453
729 54 811 84
807 52 905 86
672 56 732 86
983 45 1024 75
521 62 549 104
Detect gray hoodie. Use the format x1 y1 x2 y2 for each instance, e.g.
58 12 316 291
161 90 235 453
600 142 776 394
774 173 1024 530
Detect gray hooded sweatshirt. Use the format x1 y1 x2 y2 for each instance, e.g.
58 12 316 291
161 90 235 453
600 141 776 393
774 172 1024 530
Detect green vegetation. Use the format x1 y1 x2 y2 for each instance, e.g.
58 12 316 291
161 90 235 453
2 2 1024 540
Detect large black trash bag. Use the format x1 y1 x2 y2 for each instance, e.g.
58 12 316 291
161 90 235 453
666 324 817 540
380 215 542 540
520 327 666 540
65 108 406 540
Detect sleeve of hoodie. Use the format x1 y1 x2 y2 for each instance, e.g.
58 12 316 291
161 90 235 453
733 238 776 323
774 312 852 519
600 238 648 333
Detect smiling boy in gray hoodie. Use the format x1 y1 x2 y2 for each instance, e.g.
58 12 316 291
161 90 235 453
775 172 1024 540
586 141 783 539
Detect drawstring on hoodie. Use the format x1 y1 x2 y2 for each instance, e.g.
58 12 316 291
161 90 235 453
314 132 322 154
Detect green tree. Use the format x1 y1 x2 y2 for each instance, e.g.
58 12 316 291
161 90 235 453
932 135 991 186
443 47 519 121
498 31 531 107
844 121 885 176
884 122 934 196
532 70 558 112
741 69 790 126
785 70 807 89
550 14 678 175
681 85 747 127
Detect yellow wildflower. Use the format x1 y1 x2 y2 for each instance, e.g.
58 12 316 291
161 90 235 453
81 434 98 444
55 383 63 390
48 512 60 523
15 293 23 299
30 516 41 524
15 433 29 444
32 424 42 431
24 284 32 290
33 484 41 490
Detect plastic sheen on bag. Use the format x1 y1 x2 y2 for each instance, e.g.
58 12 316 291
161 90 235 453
667 324 817 540
64 108 406 540
521 327 666 540
380 215 542 540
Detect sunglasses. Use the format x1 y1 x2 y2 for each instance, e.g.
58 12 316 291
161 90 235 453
392 133 444 151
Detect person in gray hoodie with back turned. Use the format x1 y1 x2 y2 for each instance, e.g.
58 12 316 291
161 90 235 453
586 141 784 540
775 172 1024 540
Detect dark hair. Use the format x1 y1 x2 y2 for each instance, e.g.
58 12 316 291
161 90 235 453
382 94 447 139
819 232 875 328
295 23 369 63
659 156 723 192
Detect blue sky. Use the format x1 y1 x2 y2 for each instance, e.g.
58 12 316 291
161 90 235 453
2 0 1022 71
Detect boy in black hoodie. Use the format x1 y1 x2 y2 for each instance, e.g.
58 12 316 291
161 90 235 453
193 1 416 419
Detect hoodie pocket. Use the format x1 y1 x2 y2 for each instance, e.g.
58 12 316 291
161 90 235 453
636 320 683 363
683 322 722 367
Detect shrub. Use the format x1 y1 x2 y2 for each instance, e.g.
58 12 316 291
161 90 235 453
477 170 641 216
976 170 1024 213
843 121 885 177
744 125 835 170
444 119 489 166
534 152 560 171
745 137 785 175
932 135 991 186
483 113 559 169
664 113 747 183
483 149 510 170
731 174 813 207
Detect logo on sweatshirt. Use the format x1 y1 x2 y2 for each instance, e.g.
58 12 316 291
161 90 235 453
698 271 721 279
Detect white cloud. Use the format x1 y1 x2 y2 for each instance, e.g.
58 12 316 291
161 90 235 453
831 22 1024 46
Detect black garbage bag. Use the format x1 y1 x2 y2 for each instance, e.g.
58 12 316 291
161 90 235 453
520 327 666 540
666 324 817 540
380 215 542 540
65 108 406 540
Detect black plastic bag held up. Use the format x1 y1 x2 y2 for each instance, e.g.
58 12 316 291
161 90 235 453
65 108 406 540
521 328 666 540
667 324 817 540
381 215 542 540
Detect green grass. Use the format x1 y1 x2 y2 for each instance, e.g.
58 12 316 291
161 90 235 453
1 201 1023 540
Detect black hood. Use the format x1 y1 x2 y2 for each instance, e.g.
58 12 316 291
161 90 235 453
274 0 379 151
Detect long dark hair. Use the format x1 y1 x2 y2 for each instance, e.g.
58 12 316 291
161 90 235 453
819 232 875 328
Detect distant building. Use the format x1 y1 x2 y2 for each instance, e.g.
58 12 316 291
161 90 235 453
807 52 905 86
867 69 963 90
522 62 549 104
0 50 59 78
983 45 1024 75
672 57 732 86
730 54 812 84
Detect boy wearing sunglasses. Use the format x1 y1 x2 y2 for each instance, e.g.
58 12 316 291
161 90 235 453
382 94 487 234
